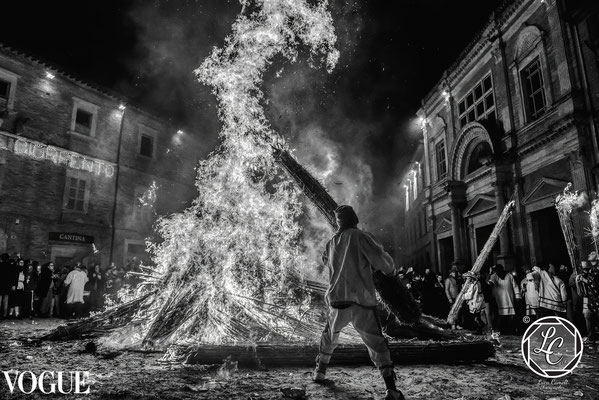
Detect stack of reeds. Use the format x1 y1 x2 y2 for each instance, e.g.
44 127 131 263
555 183 582 275
41 147 439 344
273 148 338 228
40 291 156 341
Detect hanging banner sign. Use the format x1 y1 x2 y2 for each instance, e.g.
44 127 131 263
0 130 115 178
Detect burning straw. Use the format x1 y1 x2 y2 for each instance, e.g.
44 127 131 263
86 0 340 347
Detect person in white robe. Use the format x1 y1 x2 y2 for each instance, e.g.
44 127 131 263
534 265 567 315
64 265 89 318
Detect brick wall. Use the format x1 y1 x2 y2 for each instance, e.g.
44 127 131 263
0 46 199 267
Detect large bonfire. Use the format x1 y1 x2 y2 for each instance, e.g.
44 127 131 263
104 0 350 347
45 0 442 351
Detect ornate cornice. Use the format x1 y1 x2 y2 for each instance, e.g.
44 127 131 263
517 116 576 157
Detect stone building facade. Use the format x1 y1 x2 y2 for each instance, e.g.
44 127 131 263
401 0 599 275
0 45 199 268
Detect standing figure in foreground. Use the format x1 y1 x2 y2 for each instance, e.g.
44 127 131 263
314 205 404 400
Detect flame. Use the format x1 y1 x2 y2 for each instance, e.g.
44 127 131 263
105 0 347 347
589 197 599 246
555 183 587 215
138 180 159 208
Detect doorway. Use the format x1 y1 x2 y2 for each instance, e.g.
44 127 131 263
438 237 454 275
530 207 569 268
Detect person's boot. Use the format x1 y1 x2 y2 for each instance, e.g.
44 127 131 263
312 355 327 383
382 366 405 400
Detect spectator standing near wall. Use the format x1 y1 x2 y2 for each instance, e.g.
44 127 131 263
7 259 26 319
0 254 16 318
89 264 105 310
22 261 37 318
433 274 449 319
36 262 56 317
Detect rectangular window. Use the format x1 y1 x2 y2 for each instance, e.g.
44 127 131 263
134 190 153 222
435 140 447 181
75 108 93 135
457 73 495 128
521 58 546 121
70 98 98 137
65 177 87 212
140 134 154 157
0 79 10 107
0 68 18 110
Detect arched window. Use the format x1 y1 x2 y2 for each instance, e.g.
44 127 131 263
465 141 492 175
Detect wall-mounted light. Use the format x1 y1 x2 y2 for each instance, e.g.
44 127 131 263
442 90 451 103
45 71 55 80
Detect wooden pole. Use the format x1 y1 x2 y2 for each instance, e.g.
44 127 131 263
447 199 515 325
179 341 495 367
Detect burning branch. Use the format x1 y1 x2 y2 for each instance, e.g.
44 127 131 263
555 183 585 275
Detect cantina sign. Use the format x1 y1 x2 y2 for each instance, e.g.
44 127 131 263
0 131 115 178
49 232 94 244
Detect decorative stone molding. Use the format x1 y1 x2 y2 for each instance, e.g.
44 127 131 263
566 149 584 170
449 122 494 181
515 25 544 63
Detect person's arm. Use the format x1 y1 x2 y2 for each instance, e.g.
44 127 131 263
511 275 521 300
64 271 73 286
321 242 329 266
360 231 395 275
560 281 568 303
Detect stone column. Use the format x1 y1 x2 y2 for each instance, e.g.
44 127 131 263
449 202 463 266
543 0 573 97
447 180 467 270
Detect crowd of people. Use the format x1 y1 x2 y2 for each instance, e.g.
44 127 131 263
0 253 142 320
2 248 598 344
399 252 599 341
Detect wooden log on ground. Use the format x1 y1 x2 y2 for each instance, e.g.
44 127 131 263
179 341 495 367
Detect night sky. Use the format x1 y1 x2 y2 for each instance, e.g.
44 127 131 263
0 0 503 229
